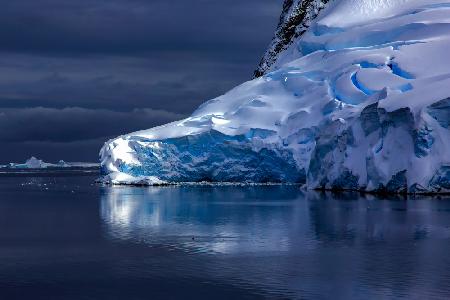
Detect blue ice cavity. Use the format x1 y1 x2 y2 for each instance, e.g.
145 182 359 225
399 83 413 92
357 61 382 69
351 72 376 95
388 62 415 79
300 23 427 56
331 73 367 105
245 128 276 139
313 24 345 36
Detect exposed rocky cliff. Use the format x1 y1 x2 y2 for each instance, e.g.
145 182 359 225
254 0 331 77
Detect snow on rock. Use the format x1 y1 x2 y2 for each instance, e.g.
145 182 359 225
100 0 450 193
254 0 331 77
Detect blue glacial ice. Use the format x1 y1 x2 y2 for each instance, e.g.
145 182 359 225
100 0 450 193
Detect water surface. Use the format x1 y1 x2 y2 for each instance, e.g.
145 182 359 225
0 173 450 299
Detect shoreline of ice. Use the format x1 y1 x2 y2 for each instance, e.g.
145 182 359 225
96 172 450 195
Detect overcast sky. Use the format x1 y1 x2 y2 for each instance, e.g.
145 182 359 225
0 0 281 163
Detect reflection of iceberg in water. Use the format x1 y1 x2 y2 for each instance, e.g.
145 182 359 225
100 187 450 298
100 186 312 254
101 188 162 230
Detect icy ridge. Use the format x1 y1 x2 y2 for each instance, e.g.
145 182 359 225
100 0 450 193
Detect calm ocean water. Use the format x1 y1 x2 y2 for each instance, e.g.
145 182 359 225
0 171 449 299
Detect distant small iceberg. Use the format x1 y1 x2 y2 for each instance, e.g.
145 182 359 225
1 157 99 169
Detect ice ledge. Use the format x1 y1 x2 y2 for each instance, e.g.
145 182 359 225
97 171 450 195
97 172 167 186
97 171 303 187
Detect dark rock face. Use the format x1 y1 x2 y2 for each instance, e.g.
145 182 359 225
254 0 331 77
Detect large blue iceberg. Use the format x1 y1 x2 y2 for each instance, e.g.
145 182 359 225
100 0 450 193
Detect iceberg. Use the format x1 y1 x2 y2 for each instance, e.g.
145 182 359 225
6 157 50 169
3 157 99 169
100 0 450 193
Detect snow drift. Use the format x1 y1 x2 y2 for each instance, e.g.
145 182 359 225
100 0 450 193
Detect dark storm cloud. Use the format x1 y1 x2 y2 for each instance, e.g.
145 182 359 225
2 139 109 163
0 0 281 162
0 107 184 143
0 53 247 113
0 0 278 56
